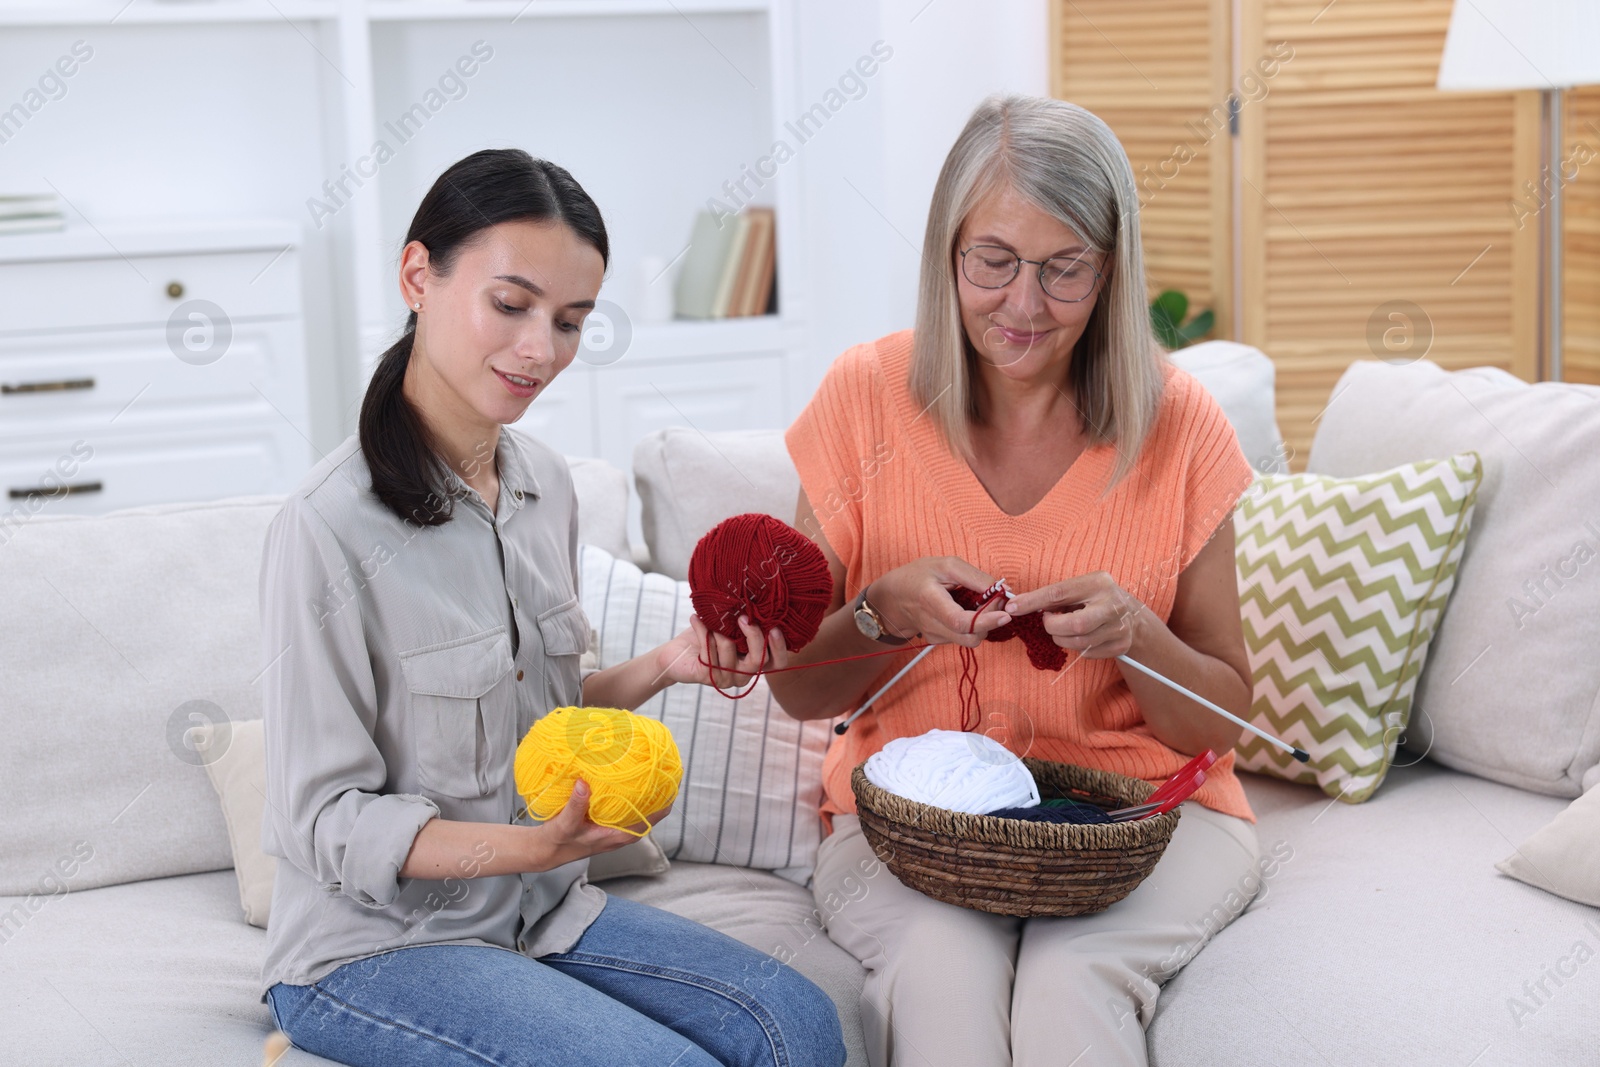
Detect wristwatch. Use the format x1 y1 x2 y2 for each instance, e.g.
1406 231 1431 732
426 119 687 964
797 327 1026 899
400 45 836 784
853 585 911 645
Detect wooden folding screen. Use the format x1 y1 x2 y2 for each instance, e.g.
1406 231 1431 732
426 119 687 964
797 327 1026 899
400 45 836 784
1052 0 1563 470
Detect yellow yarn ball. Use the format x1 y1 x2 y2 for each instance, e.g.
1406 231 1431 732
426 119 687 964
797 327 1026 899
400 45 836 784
514 706 682 837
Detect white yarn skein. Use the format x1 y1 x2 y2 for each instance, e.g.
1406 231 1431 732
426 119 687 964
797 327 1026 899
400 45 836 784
864 729 1040 814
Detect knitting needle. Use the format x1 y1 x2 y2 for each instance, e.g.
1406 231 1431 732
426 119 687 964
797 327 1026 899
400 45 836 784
834 644 935 735
1115 653 1310 763
836 580 1007 735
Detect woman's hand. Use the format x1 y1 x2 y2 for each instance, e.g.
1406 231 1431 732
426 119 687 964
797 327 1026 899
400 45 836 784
868 556 1015 646
1002 571 1147 659
529 780 673 871
655 613 789 691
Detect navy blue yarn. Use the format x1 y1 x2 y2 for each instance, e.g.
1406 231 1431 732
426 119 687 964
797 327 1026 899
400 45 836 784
983 798 1114 825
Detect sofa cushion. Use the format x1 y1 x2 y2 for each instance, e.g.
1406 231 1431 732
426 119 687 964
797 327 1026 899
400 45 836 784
633 427 800 580
0 496 284 895
1149 760 1594 1067
579 542 835 881
0 870 336 1066
603 859 868 1067
1233 453 1482 801
566 455 632 561
1168 341 1289 475
1307 360 1600 798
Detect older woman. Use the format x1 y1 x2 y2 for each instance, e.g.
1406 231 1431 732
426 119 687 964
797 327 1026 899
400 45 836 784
767 95 1262 1067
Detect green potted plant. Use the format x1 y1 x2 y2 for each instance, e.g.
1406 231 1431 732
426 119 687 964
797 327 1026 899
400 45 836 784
1150 289 1215 349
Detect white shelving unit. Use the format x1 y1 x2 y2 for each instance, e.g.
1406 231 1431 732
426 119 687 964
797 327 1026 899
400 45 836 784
0 220 313 514
0 0 809 541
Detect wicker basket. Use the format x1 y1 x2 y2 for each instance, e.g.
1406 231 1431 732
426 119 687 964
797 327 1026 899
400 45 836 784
850 757 1181 917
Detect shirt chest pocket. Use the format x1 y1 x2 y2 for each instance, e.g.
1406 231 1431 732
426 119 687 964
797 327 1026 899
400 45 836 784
535 597 590 709
400 628 515 799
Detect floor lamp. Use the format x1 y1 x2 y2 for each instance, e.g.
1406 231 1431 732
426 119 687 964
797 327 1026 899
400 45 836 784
1438 0 1600 382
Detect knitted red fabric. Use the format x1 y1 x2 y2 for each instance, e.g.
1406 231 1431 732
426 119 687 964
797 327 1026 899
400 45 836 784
949 585 1068 671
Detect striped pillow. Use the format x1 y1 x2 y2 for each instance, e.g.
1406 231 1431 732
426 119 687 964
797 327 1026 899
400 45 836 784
576 543 835 884
1233 453 1482 802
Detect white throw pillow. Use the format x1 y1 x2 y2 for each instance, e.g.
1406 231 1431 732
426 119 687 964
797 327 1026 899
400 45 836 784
632 428 800 580
566 455 633 561
1497 783 1600 907
195 719 275 927
0 496 283 896
1308 360 1600 799
1168 341 1290 475
578 542 836 884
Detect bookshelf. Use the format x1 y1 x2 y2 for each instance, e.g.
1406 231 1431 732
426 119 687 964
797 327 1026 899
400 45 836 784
0 0 809 544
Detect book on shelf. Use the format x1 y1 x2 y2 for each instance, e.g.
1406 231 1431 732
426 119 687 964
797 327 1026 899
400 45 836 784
709 211 751 319
672 206 777 321
0 194 65 236
729 206 775 318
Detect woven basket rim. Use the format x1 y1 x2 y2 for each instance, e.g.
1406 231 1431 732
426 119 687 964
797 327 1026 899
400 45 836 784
850 756 1180 849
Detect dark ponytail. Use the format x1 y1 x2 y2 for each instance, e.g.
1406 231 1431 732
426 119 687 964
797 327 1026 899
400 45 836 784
359 149 609 526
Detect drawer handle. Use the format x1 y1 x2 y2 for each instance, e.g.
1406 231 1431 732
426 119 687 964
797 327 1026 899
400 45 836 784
8 481 102 500
1 377 96 395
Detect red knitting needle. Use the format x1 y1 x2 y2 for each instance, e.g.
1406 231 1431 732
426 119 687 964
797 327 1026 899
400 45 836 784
1113 771 1206 821
1150 748 1217 803
1109 771 1206 821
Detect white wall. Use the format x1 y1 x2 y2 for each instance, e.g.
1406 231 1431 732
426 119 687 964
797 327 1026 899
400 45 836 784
789 0 1049 400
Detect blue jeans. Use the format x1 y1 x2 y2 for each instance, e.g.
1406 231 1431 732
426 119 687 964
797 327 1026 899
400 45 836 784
266 894 846 1067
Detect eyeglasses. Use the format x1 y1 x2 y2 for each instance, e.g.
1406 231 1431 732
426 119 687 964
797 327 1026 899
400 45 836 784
958 244 1103 303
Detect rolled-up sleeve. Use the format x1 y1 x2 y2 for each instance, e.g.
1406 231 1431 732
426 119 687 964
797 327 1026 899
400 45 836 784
258 496 438 909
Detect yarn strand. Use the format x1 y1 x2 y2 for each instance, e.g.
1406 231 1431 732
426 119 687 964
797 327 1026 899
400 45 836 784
696 636 932 700
956 582 1008 732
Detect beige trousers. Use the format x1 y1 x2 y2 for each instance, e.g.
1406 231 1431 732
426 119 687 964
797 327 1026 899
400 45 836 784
812 803 1262 1067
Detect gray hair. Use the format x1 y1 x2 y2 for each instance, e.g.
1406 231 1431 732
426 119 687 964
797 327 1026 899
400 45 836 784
909 94 1163 492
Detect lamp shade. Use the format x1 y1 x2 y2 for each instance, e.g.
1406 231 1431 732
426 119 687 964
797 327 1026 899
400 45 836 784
1437 0 1600 90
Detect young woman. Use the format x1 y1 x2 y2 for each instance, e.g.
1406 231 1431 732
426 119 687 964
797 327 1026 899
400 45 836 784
258 148 845 1067
769 96 1264 1067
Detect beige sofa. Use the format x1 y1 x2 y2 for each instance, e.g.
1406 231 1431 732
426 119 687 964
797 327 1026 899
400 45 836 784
1 343 1593 1066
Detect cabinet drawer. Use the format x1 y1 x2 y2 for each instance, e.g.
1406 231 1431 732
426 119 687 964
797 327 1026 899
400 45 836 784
0 426 311 519
0 321 309 440
0 248 300 335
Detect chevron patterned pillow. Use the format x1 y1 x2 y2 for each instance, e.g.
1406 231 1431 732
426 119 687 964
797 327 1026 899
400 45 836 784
1233 452 1482 802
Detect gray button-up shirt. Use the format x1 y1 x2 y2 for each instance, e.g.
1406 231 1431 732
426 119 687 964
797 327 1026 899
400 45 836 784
258 428 605 996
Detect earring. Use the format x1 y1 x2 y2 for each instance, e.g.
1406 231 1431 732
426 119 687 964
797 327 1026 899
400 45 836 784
412 302 421 310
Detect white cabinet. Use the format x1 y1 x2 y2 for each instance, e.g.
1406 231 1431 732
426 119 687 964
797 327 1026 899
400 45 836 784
592 353 785 476
513 364 598 459
0 1 810 509
0 222 313 515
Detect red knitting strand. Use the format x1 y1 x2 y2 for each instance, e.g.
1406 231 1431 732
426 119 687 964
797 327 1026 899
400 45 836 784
697 641 932 678
955 580 1008 732
700 626 765 700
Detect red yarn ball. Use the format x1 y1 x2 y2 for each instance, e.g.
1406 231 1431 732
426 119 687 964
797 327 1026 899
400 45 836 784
687 513 834 657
